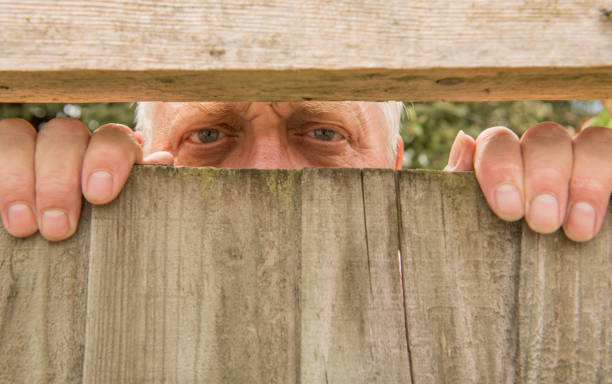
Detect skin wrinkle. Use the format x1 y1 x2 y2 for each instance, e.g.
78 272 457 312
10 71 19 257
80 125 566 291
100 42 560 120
288 102 366 148
147 102 394 169
195 101 235 118
296 101 389 155
137 101 403 163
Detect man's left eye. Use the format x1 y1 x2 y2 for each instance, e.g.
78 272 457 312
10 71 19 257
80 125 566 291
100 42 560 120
307 128 341 141
187 128 226 144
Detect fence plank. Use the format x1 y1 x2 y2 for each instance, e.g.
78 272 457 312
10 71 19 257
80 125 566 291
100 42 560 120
519 219 612 384
0 207 90 383
299 168 411 383
1 0 611 101
83 167 302 383
398 171 522 384
0 167 610 383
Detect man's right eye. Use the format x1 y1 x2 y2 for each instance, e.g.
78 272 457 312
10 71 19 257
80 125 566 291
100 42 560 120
187 128 226 144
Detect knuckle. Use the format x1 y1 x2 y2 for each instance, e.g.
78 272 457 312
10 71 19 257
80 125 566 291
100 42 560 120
36 178 80 200
477 126 518 144
573 126 612 167
521 122 571 143
93 123 139 146
478 161 522 179
1 172 33 189
574 126 612 146
0 175 34 203
475 127 521 162
39 117 90 138
91 124 143 161
527 168 569 188
0 118 37 137
570 177 610 198
86 144 134 168
94 123 133 135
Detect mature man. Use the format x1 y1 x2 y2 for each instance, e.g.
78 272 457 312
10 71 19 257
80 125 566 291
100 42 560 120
0 101 610 242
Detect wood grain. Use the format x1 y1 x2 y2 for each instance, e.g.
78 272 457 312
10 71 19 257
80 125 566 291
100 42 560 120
0 167 610 383
83 167 302 383
299 168 411 383
1 0 611 101
518 218 612 383
0 206 90 383
398 171 522 384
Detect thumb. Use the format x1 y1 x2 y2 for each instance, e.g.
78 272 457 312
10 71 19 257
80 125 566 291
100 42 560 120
141 151 174 165
444 130 476 171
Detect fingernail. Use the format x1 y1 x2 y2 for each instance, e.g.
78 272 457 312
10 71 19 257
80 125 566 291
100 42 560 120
87 171 113 202
7 203 36 236
494 184 523 220
528 194 559 233
41 209 69 239
567 202 595 240
446 131 467 170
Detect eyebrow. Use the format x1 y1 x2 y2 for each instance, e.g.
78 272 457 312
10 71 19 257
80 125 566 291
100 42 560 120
289 101 363 119
292 102 376 137
191 101 370 132
194 101 364 120
195 102 236 118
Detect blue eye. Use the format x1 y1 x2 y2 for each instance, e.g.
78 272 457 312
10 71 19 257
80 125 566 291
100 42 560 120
307 128 339 141
188 128 225 144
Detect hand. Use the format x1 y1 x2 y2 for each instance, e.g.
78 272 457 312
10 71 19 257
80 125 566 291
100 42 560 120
0 117 173 241
445 122 612 242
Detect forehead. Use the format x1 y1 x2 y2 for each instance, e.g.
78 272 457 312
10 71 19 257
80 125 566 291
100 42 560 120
155 101 383 124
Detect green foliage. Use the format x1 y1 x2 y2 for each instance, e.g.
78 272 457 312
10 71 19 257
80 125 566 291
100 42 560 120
400 101 601 169
0 103 134 132
587 106 612 129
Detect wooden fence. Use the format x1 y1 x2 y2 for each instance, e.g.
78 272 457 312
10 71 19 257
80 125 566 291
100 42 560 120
1 0 611 102
1 1 611 383
0 167 610 383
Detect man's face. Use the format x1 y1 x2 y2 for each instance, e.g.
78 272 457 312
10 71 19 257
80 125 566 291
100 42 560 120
148 102 402 169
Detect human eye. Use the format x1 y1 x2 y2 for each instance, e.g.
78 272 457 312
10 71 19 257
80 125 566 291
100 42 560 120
306 127 343 142
186 127 227 144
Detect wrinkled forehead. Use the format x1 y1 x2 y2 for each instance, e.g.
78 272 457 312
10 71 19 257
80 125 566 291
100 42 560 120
154 101 385 127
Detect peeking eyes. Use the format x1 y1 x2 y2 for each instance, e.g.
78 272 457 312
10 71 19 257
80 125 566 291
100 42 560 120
306 128 342 142
186 127 343 144
188 128 226 144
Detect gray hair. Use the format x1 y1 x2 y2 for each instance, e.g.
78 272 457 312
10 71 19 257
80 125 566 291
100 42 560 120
135 101 404 163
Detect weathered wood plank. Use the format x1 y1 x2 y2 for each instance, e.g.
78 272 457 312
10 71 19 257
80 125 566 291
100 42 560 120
1 67 612 102
1 0 611 101
83 167 302 383
398 171 522 384
0 167 610 383
83 166 412 383
299 168 411 383
518 216 612 383
0 207 90 383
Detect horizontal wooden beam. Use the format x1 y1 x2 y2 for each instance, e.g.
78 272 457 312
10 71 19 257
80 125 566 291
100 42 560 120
1 167 610 383
2 67 612 102
1 0 611 101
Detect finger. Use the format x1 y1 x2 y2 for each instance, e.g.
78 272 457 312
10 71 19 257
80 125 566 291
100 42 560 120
133 131 145 147
563 126 612 241
521 122 572 234
474 126 524 221
82 124 143 205
0 119 38 237
444 130 475 171
142 151 174 165
35 118 91 241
